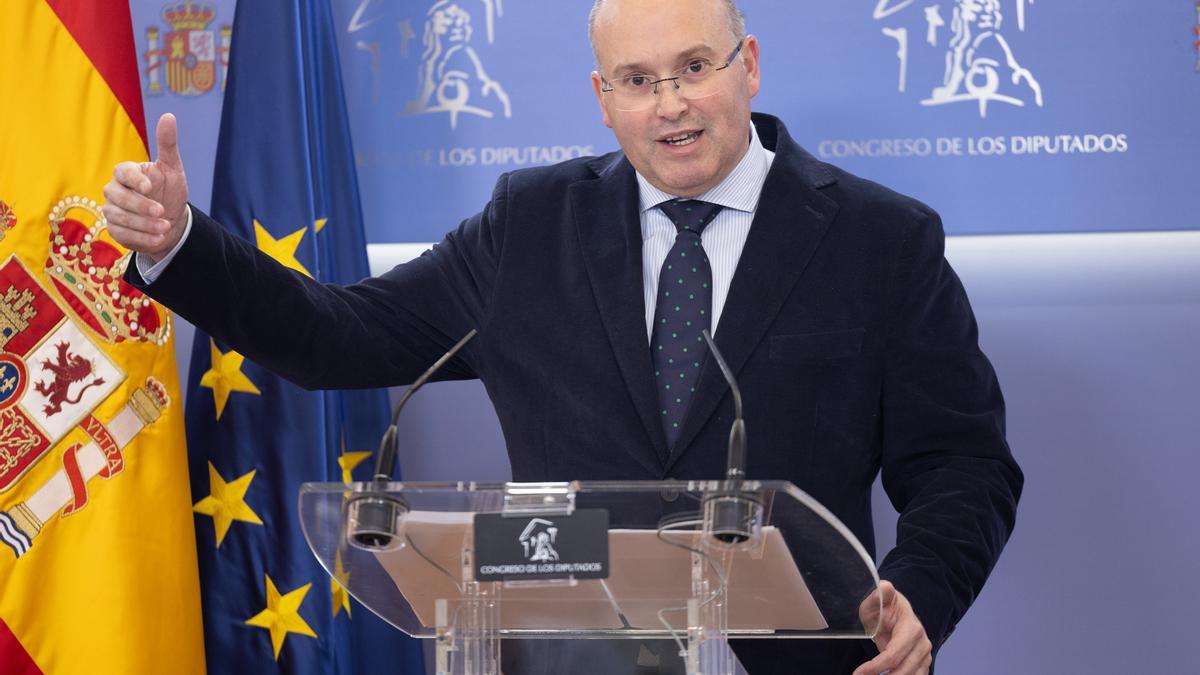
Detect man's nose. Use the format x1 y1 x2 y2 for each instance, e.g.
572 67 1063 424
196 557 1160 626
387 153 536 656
654 81 688 119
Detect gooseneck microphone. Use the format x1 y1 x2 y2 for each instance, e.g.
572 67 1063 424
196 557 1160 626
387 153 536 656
349 329 478 550
373 329 479 482
702 330 746 482
700 329 762 545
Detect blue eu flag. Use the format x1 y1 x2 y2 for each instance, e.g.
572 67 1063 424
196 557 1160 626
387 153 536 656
184 1 424 672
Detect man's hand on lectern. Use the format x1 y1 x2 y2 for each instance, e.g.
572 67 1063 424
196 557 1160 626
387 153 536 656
854 580 933 675
102 112 190 262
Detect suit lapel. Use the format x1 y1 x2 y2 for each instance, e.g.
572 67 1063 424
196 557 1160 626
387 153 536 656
570 155 671 468
666 132 841 472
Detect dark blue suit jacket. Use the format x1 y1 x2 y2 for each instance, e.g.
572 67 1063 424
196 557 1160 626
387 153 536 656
133 113 1021 673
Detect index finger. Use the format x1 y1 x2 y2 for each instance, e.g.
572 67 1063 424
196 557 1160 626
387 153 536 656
113 161 152 194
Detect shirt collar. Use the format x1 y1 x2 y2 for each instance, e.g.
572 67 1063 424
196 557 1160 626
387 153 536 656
636 122 774 215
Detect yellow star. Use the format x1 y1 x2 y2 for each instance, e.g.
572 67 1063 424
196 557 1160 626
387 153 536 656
254 218 312 277
314 217 328 233
245 575 318 660
199 339 261 420
193 462 263 547
338 449 372 484
331 550 352 618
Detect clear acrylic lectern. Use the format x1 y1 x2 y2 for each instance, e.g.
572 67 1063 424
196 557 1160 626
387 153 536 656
299 480 880 675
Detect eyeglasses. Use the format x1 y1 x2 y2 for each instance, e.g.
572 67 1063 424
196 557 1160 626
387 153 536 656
600 39 744 112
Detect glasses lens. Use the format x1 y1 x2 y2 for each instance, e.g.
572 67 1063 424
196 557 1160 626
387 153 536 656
606 73 724 111
677 74 722 101
607 82 659 111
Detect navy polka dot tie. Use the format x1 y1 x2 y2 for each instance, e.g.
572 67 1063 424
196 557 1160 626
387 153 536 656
651 199 724 449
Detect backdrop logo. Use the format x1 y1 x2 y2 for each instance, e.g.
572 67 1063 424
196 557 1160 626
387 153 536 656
346 1 594 170
875 0 1043 117
143 1 232 97
402 0 512 129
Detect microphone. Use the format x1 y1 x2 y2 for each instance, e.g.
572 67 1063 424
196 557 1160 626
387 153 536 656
348 329 478 550
700 329 762 545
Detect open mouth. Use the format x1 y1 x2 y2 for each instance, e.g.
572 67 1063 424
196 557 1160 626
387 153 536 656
660 131 702 147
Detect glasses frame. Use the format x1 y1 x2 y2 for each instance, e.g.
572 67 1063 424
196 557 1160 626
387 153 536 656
600 39 745 102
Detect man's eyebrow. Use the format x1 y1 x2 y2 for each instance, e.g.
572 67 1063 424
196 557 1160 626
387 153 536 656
676 45 718 62
609 45 718 75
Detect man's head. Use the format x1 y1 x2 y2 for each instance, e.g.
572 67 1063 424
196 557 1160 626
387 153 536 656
589 0 760 198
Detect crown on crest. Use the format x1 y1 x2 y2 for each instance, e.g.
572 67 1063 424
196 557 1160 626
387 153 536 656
44 197 171 347
162 1 215 31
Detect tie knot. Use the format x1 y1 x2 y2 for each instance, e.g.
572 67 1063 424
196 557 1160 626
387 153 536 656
658 199 723 235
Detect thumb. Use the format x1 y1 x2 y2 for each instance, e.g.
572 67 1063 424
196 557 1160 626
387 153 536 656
155 112 184 171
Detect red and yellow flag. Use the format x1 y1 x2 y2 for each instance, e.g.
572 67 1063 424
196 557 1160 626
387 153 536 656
0 2 205 673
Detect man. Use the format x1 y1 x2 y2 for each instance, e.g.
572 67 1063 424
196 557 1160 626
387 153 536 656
102 1 1021 673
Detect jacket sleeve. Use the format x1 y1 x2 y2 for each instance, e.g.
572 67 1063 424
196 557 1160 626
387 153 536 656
125 174 512 390
875 206 1024 651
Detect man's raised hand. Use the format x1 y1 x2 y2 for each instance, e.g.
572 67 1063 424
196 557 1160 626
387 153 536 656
102 113 190 262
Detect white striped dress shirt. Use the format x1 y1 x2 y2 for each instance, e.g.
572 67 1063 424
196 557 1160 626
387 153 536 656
636 124 775 342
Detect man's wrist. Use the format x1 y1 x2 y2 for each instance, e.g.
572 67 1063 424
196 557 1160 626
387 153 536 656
135 205 193 283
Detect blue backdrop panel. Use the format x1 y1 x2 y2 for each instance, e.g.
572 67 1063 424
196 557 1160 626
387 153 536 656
331 0 1200 241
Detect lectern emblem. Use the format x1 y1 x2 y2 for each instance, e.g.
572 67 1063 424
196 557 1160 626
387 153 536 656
518 518 560 562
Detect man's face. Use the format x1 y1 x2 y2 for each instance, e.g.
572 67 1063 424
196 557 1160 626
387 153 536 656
590 0 760 198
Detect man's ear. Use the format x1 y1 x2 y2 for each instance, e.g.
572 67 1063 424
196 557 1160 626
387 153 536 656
742 35 761 98
591 71 614 129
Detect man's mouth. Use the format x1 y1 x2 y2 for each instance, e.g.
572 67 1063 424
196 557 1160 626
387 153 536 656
660 131 702 147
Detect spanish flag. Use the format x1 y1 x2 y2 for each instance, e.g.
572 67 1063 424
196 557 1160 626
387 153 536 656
0 2 205 673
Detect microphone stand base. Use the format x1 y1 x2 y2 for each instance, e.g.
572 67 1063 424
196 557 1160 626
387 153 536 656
347 492 409 551
702 489 763 547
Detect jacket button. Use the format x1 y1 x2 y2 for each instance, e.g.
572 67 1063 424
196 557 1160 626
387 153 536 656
661 488 680 502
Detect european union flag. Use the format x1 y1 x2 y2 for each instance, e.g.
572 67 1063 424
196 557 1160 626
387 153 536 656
184 1 424 672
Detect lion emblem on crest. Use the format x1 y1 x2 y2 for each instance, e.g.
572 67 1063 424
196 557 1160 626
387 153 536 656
34 342 106 417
